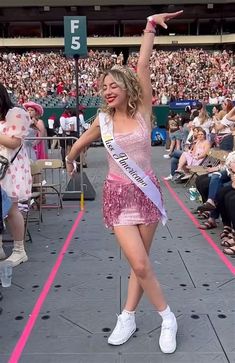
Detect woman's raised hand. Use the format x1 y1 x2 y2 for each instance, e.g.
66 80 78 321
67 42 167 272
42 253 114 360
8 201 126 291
151 11 183 29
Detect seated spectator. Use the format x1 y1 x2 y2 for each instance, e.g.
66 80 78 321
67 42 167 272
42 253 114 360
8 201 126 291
217 97 231 120
164 126 199 180
195 151 235 231
213 103 235 151
196 167 230 213
191 102 213 137
210 105 223 145
163 112 183 159
180 106 192 145
212 105 223 122
185 109 199 143
216 157 235 255
174 128 211 177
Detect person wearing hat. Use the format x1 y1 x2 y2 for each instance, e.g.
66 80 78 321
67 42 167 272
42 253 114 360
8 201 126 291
23 101 48 160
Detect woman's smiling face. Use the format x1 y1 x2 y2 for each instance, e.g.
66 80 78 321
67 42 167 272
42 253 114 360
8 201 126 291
102 74 127 109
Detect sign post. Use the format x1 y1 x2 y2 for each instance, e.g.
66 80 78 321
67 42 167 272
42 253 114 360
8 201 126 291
64 16 87 137
63 16 95 202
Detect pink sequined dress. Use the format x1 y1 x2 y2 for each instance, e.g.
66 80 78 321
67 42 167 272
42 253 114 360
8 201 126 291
103 112 162 228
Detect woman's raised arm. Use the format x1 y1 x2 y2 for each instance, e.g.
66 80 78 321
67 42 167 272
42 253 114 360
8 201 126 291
137 11 183 118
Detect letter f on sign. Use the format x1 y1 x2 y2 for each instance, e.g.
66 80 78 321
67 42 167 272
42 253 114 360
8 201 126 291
71 20 79 33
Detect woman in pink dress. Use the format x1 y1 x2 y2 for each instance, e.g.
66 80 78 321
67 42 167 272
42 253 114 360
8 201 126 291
66 11 183 353
0 83 32 266
23 101 48 159
174 127 211 176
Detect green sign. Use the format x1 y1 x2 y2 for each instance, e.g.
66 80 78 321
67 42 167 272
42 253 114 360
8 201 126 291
64 16 87 56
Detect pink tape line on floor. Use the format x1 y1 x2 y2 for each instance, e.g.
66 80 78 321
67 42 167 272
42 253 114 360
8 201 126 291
8 210 84 363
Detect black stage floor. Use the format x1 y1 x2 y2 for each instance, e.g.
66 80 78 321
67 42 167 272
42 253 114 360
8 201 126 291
0 147 234 363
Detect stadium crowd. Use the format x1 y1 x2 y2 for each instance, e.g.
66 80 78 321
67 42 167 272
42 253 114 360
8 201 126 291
161 100 235 256
0 48 234 105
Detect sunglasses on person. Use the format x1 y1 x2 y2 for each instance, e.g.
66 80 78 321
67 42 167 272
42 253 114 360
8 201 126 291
229 168 235 175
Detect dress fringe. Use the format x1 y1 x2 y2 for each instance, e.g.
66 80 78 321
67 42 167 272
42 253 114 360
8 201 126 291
103 174 162 228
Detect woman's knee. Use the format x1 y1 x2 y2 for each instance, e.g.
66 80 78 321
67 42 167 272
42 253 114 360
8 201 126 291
132 259 152 280
7 202 17 216
7 203 23 220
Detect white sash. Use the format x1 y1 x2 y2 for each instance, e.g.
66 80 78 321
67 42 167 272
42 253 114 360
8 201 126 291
99 112 167 225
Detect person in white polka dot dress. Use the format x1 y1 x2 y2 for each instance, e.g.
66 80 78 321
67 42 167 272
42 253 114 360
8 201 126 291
0 83 32 267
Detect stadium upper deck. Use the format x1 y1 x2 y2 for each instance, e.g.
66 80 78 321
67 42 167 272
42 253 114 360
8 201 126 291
0 1 234 48
0 0 233 5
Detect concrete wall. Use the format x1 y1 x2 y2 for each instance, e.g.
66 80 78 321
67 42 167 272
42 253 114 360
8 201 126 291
1 34 234 48
0 0 230 7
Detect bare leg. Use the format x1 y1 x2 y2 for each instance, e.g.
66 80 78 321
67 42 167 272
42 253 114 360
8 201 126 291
123 222 158 311
110 224 177 352
7 202 24 241
176 153 187 171
114 224 167 312
5 202 28 266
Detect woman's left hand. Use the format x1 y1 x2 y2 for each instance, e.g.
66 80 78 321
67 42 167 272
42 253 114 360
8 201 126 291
66 160 77 176
151 11 183 29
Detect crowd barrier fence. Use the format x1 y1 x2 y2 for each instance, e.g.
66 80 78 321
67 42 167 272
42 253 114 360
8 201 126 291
41 105 216 129
25 136 85 210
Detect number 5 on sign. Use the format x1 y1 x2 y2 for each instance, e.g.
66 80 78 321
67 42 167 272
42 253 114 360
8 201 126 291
64 16 87 56
72 36 80 50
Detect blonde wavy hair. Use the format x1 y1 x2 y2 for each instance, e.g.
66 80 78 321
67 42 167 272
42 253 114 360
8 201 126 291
99 66 142 117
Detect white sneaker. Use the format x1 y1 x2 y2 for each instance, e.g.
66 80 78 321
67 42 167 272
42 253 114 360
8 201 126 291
5 250 28 267
163 154 171 159
163 174 173 180
159 315 178 354
0 247 6 260
108 312 136 345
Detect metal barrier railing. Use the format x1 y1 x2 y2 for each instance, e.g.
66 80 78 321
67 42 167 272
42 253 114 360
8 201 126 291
86 115 96 124
25 136 85 210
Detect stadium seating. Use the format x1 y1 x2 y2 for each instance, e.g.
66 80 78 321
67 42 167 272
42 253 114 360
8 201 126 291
12 95 103 109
